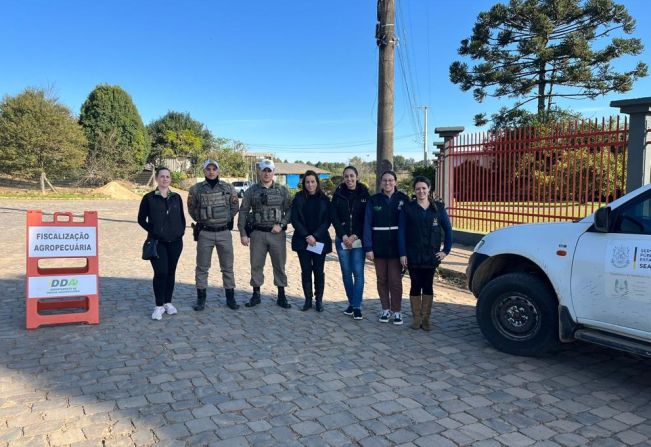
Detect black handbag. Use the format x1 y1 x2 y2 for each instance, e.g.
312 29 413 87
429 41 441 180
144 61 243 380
142 238 159 260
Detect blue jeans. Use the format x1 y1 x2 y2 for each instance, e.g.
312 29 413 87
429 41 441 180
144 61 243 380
335 237 365 308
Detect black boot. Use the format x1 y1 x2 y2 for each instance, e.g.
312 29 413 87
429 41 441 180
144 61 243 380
225 288 239 310
245 287 261 308
315 295 324 312
276 287 291 309
301 295 313 311
194 289 206 311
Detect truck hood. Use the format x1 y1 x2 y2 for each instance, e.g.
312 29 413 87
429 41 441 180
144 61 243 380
477 221 593 257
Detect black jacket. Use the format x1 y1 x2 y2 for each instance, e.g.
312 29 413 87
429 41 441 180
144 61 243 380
138 190 186 242
363 190 409 259
329 183 370 240
290 191 332 254
398 200 452 268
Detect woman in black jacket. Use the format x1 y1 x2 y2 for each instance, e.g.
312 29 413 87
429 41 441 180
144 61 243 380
330 166 370 320
363 170 410 325
398 176 452 331
291 170 332 312
137 167 186 320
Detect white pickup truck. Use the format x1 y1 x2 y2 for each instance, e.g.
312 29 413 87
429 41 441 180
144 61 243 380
466 183 651 357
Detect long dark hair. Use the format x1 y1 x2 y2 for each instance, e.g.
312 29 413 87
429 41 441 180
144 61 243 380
300 170 323 196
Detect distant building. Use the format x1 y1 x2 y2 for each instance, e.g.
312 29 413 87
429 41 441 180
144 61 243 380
244 152 273 181
273 163 331 189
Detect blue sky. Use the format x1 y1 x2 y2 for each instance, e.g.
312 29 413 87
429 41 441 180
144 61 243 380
2 0 650 163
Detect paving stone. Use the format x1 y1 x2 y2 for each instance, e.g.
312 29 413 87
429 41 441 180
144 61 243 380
48 427 87 446
359 436 392 447
317 430 349 447
1 199 650 447
495 431 536 446
153 423 191 440
215 423 252 440
613 412 646 426
247 420 272 432
413 434 457 447
0 428 21 442
291 420 325 436
117 396 148 410
615 430 647 445
192 404 221 418
521 425 558 441
186 417 218 434
212 436 249 447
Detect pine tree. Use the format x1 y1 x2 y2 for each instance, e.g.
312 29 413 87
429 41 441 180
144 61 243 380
449 0 648 126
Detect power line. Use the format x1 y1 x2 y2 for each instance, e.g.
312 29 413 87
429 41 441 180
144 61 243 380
242 133 417 150
395 0 423 143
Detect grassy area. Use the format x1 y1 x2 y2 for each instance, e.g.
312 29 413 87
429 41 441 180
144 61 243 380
451 200 604 232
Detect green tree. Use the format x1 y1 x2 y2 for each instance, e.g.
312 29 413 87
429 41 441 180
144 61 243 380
450 0 648 126
203 139 247 177
147 111 214 164
487 106 583 131
79 84 149 183
162 129 203 158
314 161 346 175
0 88 87 192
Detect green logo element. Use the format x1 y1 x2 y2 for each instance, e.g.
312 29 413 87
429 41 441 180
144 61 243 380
49 278 79 288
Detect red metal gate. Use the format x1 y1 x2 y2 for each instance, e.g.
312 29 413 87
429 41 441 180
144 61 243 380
442 117 628 233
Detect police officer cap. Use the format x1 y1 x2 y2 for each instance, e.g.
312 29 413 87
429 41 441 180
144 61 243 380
258 159 275 171
203 160 219 169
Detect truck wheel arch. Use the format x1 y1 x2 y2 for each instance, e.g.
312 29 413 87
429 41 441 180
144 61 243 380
471 253 556 303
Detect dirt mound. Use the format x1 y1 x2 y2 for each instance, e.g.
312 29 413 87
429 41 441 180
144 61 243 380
92 181 142 200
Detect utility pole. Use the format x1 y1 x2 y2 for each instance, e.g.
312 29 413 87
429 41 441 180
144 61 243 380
375 0 396 191
417 105 428 165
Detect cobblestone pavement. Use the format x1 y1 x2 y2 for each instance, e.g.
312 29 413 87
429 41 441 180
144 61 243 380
1 199 651 447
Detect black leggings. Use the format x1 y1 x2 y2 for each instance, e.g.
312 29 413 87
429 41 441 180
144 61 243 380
408 267 435 296
297 250 326 299
150 239 183 306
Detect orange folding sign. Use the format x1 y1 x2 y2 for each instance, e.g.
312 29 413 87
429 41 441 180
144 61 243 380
25 210 100 329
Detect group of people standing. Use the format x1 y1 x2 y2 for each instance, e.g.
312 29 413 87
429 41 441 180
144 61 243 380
137 159 452 331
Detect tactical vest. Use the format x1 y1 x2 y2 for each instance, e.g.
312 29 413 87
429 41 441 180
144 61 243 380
196 181 233 225
403 200 443 268
369 191 408 258
251 184 287 227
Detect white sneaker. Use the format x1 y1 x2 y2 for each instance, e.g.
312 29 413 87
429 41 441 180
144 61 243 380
163 303 178 315
151 306 165 320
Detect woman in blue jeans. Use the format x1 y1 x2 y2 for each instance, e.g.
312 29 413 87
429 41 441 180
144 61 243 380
330 166 370 320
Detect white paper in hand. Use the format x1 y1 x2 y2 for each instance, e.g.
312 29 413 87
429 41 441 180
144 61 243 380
306 242 324 255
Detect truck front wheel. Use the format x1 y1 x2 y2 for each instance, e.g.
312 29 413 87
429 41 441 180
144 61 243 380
476 273 558 356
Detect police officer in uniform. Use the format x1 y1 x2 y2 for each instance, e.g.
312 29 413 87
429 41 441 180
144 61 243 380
187 159 240 311
238 159 292 309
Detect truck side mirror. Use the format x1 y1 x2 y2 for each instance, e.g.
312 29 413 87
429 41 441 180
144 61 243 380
593 207 611 233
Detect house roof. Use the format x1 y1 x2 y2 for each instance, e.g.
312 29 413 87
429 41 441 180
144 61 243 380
273 163 330 175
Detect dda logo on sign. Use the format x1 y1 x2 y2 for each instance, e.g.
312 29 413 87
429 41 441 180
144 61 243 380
49 278 79 288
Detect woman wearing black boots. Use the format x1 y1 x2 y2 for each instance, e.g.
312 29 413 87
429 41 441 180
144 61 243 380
291 170 332 312
398 176 452 331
